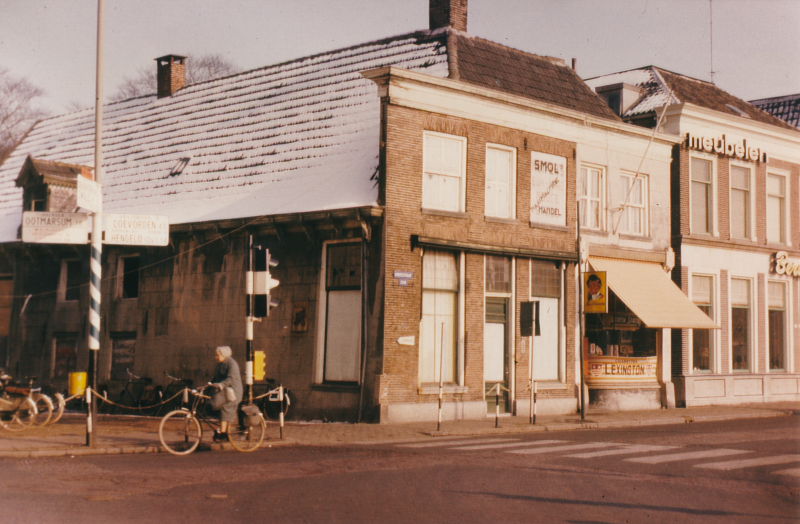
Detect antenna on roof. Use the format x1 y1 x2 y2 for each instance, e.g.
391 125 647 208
709 0 715 84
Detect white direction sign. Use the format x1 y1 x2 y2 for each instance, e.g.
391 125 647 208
105 214 169 246
77 176 101 213
22 211 88 244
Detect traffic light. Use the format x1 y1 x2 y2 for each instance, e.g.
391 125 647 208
253 351 266 381
253 246 279 318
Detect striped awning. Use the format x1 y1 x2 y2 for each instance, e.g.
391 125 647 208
588 257 719 329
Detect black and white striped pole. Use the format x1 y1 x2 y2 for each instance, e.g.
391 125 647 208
246 239 279 402
87 0 105 448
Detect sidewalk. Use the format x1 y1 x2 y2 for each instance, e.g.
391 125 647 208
1 402 797 458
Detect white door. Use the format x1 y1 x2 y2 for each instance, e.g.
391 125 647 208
484 323 506 383
324 290 362 382
532 297 559 381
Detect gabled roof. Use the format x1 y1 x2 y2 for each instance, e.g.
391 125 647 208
15 156 93 189
750 93 800 129
0 28 618 244
584 66 799 132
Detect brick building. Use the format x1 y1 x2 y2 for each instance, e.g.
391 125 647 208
587 67 800 406
0 1 685 422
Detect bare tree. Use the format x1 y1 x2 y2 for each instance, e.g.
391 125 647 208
110 53 241 101
0 68 48 163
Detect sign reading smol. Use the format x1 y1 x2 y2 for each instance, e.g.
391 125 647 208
530 151 567 227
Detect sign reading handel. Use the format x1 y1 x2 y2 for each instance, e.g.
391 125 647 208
530 151 567 227
105 214 169 246
22 211 88 244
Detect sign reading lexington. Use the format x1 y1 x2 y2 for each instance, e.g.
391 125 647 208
530 151 567 227
105 214 169 246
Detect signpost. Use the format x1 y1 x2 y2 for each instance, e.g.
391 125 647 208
77 176 101 214
21 212 89 244
104 214 169 246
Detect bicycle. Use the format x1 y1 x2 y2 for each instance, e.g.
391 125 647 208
254 378 291 421
0 371 38 432
14 377 54 427
158 385 265 456
139 372 194 417
103 370 152 414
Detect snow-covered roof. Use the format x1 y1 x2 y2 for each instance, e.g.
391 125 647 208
0 32 449 243
750 93 800 130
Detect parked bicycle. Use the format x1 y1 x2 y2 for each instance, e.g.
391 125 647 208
254 378 291 421
0 370 37 432
158 385 265 455
139 372 194 417
102 370 152 414
14 376 54 427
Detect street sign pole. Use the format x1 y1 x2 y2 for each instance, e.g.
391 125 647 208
87 0 104 448
245 234 254 404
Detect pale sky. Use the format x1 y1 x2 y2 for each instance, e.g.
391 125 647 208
1 0 798 115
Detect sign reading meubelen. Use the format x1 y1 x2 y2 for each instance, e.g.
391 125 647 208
530 151 567 227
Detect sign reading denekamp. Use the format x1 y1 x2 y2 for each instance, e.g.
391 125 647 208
105 214 169 246
530 151 567 227
22 211 88 244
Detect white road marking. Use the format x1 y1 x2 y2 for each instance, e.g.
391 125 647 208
452 440 566 451
772 468 800 477
398 438 519 448
508 442 621 455
566 444 677 458
695 455 800 471
627 449 751 464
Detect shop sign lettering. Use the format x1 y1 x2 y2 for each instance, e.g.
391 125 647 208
586 356 657 382
773 251 800 277
686 133 767 163
530 151 567 227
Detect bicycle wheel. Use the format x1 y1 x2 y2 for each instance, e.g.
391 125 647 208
228 415 266 452
32 393 53 427
138 386 163 417
0 397 37 432
261 391 290 421
49 392 66 425
159 410 201 455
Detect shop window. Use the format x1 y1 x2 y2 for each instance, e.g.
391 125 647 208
117 255 140 299
322 242 362 383
691 275 714 372
619 173 647 235
110 333 136 381
58 260 82 302
585 290 657 358
423 132 466 213
579 165 604 229
730 278 751 371
531 259 560 298
767 174 786 244
420 250 458 384
485 144 515 219
53 334 78 379
690 157 713 234
485 256 510 293
729 165 751 239
768 281 787 371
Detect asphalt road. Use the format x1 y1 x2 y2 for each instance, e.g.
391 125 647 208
2 416 798 523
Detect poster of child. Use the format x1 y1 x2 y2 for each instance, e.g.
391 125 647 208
584 271 607 313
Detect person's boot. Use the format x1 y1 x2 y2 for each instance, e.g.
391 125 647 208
213 430 228 443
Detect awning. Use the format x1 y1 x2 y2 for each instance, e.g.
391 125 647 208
588 257 719 330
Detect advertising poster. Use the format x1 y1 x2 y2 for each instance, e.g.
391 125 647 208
530 151 567 227
583 271 607 313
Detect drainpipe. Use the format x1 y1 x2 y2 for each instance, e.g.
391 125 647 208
357 237 369 423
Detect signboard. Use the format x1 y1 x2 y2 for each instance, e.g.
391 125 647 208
583 271 607 313
585 356 657 385
76 176 101 213
530 151 567 227
22 211 88 244
105 214 169 246
393 270 413 286
773 251 800 277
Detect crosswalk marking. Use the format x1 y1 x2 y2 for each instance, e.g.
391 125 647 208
452 439 566 451
627 448 750 464
398 438 519 448
773 468 800 477
567 444 677 458
695 455 800 471
507 442 621 455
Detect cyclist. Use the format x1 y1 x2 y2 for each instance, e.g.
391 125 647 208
209 346 243 442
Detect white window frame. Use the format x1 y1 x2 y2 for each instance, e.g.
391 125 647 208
767 279 792 373
115 254 140 300
766 170 791 246
58 259 81 303
728 161 755 241
422 131 467 213
483 255 515 403
484 143 516 219
728 275 756 373
578 164 605 230
618 172 648 236
688 271 719 374
689 154 717 236
314 239 363 385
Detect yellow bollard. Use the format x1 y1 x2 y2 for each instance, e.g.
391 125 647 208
69 372 87 396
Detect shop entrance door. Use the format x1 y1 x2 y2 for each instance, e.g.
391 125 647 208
532 297 559 381
484 297 509 412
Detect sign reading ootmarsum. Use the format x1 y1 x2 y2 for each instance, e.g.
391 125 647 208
22 211 89 244
105 214 169 246
530 151 567 227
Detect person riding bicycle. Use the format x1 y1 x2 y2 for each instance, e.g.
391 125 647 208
209 346 243 443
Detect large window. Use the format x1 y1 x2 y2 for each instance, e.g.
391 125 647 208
117 255 140 299
59 260 82 302
322 242 362 383
768 281 787 371
579 165 604 229
111 333 136 381
619 173 647 235
729 165 750 239
423 132 466 213
690 157 713 234
485 145 515 219
420 250 458 384
730 278 751 371
767 174 786 244
691 275 714 372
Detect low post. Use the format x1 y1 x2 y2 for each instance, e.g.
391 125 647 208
85 387 92 444
437 323 444 432
494 384 500 428
533 381 537 425
278 385 284 440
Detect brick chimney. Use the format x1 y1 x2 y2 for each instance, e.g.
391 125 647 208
430 0 467 32
156 54 187 98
